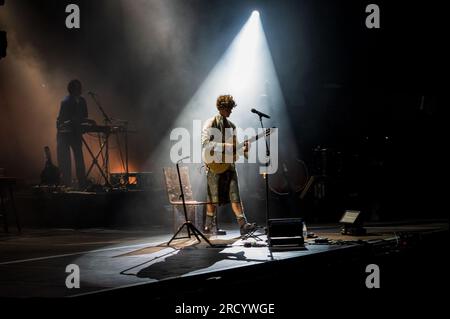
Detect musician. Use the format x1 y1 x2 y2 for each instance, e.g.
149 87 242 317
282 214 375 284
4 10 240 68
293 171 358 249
56 79 87 189
201 95 256 235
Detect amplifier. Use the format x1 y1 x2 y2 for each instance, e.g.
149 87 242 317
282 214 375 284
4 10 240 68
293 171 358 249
267 218 304 247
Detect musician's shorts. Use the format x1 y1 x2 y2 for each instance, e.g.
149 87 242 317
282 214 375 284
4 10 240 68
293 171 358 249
206 168 241 205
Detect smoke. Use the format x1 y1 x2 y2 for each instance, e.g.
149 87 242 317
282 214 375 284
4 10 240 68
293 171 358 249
0 6 63 180
139 10 302 224
0 1 136 180
0 0 302 190
118 0 200 170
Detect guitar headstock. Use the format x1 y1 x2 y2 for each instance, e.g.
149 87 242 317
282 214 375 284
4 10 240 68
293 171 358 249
44 146 52 161
264 126 276 136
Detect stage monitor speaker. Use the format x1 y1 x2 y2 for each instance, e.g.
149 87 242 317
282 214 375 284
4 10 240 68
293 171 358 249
340 210 366 235
267 218 304 247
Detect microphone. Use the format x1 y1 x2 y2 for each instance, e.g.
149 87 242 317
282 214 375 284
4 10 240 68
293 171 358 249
251 108 271 119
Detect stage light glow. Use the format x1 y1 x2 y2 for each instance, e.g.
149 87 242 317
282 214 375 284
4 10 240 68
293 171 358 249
153 10 284 131
148 10 300 201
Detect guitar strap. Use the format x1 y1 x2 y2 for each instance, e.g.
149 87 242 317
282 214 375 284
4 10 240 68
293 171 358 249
213 115 230 163
221 117 227 143
212 115 227 143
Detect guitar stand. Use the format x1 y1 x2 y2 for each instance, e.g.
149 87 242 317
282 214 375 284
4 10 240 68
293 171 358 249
167 161 214 248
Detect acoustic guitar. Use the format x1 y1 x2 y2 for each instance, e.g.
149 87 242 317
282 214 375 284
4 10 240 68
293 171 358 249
205 128 272 174
40 146 61 185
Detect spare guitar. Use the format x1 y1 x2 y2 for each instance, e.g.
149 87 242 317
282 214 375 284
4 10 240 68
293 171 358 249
205 128 273 174
40 146 61 185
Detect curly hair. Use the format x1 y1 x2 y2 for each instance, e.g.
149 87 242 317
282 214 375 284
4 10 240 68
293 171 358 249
216 94 236 110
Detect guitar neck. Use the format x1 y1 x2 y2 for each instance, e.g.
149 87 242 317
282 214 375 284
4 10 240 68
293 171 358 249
44 147 54 165
236 130 270 150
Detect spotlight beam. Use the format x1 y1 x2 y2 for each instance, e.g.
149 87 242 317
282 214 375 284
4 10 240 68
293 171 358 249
148 11 299 194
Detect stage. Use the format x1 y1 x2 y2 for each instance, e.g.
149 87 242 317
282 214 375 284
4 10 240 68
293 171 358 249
0 0 446 314
0 220 447 300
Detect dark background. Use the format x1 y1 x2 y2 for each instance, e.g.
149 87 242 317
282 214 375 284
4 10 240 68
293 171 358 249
0 0 444 222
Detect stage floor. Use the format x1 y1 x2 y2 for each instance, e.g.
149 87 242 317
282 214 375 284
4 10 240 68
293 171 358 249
0 221 447 298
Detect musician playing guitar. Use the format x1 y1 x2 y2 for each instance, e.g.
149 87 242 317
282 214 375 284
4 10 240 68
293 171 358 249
201 95 257 236
56 79 88 189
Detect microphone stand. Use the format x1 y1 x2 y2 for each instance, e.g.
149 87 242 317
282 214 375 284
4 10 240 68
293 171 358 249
257 114 270 233
89 93 112 124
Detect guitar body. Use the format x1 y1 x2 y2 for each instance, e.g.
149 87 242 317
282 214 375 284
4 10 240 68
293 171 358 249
40 165 61 185
206 162 233 174
205 128 272 174
40 146 61 185
205 134 240 174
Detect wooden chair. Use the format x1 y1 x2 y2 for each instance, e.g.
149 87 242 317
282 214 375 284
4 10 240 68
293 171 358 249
162 166 209 234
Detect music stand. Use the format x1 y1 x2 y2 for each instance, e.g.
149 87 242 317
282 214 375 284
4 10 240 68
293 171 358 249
167 159 214 247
